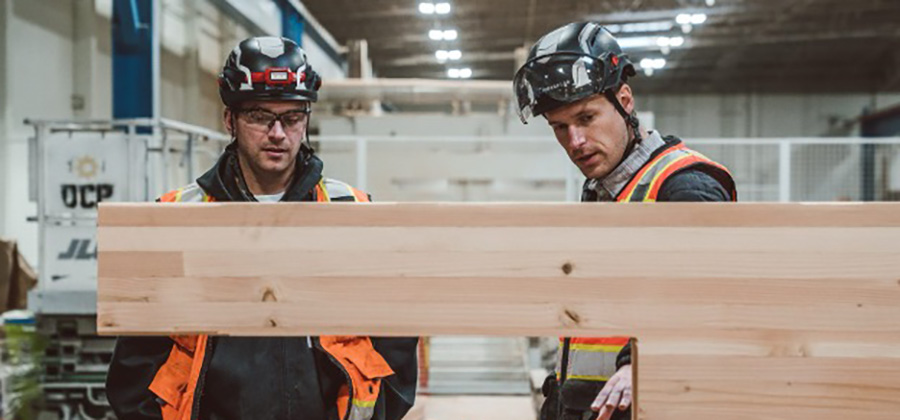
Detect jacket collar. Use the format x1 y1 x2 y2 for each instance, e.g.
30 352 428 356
582 131 672 201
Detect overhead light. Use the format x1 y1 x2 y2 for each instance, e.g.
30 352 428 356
622 20 674 33
418 2 435 14
448 50 462 60
447 68 472 79
639 58 666 70
706 0 715 5
640 58 666 76
616 36 656 49
677 13 707 25
656 36 685 48
681 24 693 34
429 29 443 40
435 50 449 61
435 2 451 14
443 29 458 40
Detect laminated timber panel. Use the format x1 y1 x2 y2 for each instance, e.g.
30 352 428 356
97 202 900 419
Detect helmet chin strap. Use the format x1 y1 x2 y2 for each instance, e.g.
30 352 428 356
603 89 642 169
300 109 315 158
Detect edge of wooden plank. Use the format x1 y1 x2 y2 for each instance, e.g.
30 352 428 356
98 202 900 228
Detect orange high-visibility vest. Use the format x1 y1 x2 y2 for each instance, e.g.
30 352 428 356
558 143 735 384
151 178 389 420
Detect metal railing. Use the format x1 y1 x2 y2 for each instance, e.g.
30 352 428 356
313 135 900 203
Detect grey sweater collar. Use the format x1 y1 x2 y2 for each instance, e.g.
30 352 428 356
582 130 666 201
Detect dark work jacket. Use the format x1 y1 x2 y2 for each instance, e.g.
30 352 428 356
106 144 418 420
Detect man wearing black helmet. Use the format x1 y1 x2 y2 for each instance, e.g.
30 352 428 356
106 37 418 420
514 22 737 420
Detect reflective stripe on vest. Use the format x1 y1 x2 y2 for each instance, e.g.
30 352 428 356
617 144 734 202
159 184 214 204
152 178 378 420
321 336 395 420
556 336 629 382
318 179 370 203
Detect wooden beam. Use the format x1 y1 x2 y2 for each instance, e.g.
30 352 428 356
97 202 900 418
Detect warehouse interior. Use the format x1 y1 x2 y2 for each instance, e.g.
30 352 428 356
1 0 900 419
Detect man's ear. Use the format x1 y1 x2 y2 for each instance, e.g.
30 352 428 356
617 84 635 114
223 107 235 137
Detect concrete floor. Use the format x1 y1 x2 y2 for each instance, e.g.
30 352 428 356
403 395 538 420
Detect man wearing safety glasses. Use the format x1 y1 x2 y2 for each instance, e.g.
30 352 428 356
106 37 418 420
514 22 737 420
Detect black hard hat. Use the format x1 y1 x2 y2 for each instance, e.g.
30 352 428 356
218 37 321 107
514 22 636 123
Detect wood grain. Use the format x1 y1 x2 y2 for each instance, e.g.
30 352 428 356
97 202 900 418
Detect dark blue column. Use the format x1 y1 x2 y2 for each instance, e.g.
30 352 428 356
112 0 154 120
276 0 305 46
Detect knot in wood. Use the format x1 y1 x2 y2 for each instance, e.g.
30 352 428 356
262 287 278 303
563 309 581 325
561 262 574 275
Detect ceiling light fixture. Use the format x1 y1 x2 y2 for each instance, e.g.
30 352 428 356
418 2 435 14
435 2 451 14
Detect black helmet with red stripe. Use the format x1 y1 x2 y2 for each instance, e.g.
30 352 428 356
218 36 321 107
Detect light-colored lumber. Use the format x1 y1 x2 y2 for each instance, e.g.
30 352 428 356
97 202 900 418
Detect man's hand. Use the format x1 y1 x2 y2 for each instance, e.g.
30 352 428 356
591 364 632 420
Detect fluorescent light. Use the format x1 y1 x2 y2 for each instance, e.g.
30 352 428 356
606 20 674 34
622 20 674 33
447 68 460 78
435 2 451 14
419 2 435 14
429 29 443 40
656 36 685 48
448 50 461 60
459 68 472 78
640 58 666 70
706 0 715 5
681 24 693 33
616 36 656 49
675 13 691 25
690 13 707 24
435 50 449 61
443 29 458 40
